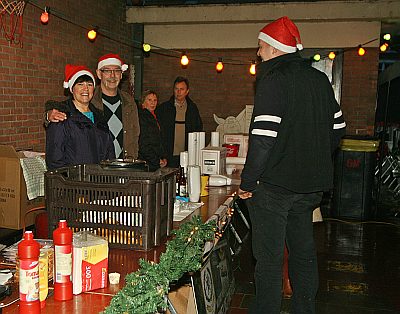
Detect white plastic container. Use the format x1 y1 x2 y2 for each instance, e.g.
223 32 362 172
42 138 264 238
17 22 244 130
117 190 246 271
208 175 232 186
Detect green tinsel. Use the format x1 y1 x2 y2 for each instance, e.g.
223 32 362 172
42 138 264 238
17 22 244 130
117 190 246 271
103 216 216 314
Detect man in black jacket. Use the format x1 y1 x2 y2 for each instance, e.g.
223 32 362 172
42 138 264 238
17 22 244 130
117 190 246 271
156 76 202 168
239 16 346 314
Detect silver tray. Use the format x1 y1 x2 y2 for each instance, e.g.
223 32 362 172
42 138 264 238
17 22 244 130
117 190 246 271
100 159 148 169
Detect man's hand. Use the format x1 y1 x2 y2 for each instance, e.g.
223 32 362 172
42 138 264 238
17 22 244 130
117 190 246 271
238 188 252 199
47 109 67 123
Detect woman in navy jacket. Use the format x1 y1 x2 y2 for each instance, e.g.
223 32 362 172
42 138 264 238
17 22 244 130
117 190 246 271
45 65 115 170
138 90 167 171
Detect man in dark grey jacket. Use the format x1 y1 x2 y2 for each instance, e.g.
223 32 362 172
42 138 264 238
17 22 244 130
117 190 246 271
239 16 346 314
156 76 202 168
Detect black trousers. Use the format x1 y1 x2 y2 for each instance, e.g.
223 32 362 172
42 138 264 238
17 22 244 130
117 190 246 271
248 183 322 314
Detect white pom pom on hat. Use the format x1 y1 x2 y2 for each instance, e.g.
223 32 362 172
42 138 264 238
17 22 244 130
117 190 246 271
97 53 128 72
63 64 95 92
258 16 303 53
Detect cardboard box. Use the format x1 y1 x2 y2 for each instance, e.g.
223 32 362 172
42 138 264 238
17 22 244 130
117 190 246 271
0 145 45 229
201 146 227 175
223 134 249 157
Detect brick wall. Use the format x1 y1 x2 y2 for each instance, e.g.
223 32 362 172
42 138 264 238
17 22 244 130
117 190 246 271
144 49 256 138
145 47 379 138
341 48 379 136
0 1 379 151
0 0 134 151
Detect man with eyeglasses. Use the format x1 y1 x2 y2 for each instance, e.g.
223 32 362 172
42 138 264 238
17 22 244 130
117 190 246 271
45 53 140 159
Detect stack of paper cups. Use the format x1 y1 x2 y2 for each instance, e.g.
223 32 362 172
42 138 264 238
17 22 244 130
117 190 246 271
187 165 201 202
197 132 205 168
188 133 197 165
211 131 219 147
180 151 188 173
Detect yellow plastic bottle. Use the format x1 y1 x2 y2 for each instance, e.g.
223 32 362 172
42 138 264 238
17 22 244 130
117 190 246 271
39 250 48 308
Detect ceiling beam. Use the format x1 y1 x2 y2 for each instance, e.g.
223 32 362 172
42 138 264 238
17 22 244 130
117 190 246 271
126 1 400 25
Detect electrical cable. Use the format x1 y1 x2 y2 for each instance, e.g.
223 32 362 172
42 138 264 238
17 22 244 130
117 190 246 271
26 0 380 67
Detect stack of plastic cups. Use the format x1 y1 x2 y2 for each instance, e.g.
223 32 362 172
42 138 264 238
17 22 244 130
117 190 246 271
180 151 188 175
211 131 220 147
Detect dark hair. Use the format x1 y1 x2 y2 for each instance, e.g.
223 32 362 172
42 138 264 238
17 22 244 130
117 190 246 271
173 76 189 89
141 90 158 105
72 74 94 89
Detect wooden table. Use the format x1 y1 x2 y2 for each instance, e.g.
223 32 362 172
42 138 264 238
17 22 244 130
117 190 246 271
1 184 238 313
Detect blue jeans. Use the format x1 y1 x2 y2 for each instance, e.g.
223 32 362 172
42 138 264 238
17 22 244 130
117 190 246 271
248 183 322 314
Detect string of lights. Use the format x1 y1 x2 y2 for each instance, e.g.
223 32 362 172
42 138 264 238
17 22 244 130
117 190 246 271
27 1 391 75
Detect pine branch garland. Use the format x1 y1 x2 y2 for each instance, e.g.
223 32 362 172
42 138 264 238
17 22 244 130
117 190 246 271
103 216 216 314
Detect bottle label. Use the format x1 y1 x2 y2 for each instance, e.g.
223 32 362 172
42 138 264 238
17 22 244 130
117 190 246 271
55 245 72 283
19 260 39 301
179 185 187 197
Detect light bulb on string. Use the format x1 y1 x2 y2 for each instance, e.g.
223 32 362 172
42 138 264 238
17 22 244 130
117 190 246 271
380 43 389 52
87 28 98 41
383 33 391 41
358 46 365 56
40 7 49 25
143 43 151 52
313 54 321 62
215 58 224 73
328 51 336 60
249 61 256 75
87 28 97 41
180 52 189 68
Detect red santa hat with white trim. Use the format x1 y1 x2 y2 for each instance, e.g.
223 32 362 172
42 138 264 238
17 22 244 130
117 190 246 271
97 53 128 72
63 64 95 92
258 16 303 53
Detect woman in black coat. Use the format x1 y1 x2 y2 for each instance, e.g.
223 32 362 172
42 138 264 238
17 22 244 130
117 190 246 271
138 90 167 171
45 65 115 170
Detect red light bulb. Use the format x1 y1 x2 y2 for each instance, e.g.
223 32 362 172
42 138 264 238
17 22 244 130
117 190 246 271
40 12 49 24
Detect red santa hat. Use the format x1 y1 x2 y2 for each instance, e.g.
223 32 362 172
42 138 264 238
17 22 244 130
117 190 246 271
63 64 95 92
97 53 128 72
258 16 303 53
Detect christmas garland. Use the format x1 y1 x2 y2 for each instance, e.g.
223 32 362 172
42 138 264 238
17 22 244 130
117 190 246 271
103 216 216 314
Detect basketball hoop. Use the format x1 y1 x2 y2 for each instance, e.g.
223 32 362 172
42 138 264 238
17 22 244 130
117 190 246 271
0 0 26 46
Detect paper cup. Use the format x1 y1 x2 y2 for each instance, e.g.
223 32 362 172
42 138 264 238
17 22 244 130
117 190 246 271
109 272 120 285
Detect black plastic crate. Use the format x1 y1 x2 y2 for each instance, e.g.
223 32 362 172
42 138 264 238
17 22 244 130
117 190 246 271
45 165 177 250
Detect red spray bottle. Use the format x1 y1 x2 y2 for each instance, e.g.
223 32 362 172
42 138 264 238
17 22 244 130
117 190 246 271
53 220 73 301
18 231 41 314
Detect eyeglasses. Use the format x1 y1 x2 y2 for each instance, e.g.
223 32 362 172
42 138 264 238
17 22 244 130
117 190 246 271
100 69 123 75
